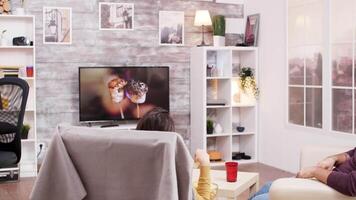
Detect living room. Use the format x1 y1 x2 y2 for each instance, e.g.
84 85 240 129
0 0 356 200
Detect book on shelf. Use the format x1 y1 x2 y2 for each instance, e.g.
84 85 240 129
0 66 20 77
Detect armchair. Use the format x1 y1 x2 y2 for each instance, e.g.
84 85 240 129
0 77 29 181
269 146 356 200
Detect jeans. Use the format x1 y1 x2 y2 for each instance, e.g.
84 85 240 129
249 182 273 200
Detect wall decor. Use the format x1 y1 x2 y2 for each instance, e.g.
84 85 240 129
225 17 244 46
0 0 11 14
245 14 259 46
99 2 134 30
43 7 72 44
159 11 184 46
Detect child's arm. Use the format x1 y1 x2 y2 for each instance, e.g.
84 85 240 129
194 149 211 200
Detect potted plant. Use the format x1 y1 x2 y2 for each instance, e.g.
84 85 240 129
0 30 7 46
212 15 226 47
207 120 214 134
15 0 26 15
239 67 259 99
21 124 31 139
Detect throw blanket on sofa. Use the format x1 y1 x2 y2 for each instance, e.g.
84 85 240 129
30 124 193 200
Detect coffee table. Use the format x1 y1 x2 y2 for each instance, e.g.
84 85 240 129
192 169 259 200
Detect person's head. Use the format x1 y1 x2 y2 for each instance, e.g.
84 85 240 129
136 107 175 132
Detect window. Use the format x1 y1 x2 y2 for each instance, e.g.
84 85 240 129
331 0 356 133
288 0 324 128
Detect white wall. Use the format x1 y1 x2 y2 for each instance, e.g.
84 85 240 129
245 0 356 173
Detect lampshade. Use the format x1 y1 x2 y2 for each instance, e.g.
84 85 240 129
194 10 212 26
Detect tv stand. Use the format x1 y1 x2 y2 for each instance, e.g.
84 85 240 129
100 124 120 128
84 122 137 130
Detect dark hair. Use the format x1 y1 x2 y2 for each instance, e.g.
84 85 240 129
136 107 175 132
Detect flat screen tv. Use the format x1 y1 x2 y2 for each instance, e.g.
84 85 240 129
79 67 169 122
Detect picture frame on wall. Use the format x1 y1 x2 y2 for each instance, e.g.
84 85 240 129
43 7 72 45
245 14 260 46
99 2 134 30
159 11 185 46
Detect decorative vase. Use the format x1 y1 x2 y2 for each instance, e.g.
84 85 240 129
15 8 25 15
236 126 245 133
213 36 225 47
214 123 223 134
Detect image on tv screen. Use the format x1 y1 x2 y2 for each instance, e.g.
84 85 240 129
79 67 169 121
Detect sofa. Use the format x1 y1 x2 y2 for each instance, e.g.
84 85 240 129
270 146 356 200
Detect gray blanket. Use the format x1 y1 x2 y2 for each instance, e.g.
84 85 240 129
30 124 193 200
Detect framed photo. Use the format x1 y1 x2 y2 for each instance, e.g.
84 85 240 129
159 11 184 46
245 14 260 46
43 7 72 45
99 2 134 30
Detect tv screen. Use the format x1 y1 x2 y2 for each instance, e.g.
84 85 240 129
79 67 169 122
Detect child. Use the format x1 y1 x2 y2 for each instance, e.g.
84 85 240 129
137 107 212 200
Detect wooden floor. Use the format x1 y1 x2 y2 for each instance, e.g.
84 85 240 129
0 163 294 200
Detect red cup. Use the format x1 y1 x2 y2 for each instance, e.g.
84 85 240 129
225 162 238 182
26 66 34 77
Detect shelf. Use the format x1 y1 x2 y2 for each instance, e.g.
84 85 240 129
0 46 34 49
201 46 258 51
21 139 35 143
191 46 258 166
232 132 255 136
21 77 35 81
0 15 35 19
206 105 230 108
207 133 231 138
207 77 230 80
231 104 256 108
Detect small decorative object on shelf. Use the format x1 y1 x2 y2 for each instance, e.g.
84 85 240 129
0 29 7 46
236 125 245 133
214 123 223 134
212 15 225 47
21 124 30 139
232 152 251 160
245 14 260 47
0 0 11 15
15 0 25 15
194 10 212 47
207 64 218 77
13 36 31 46
207 98 226 106
239 67 259 99
207 119 214 134
208 150 222 161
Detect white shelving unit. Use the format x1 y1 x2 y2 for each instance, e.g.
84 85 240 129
0 15 37 177
190 46 259 166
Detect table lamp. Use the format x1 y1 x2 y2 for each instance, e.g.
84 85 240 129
194 10 212 46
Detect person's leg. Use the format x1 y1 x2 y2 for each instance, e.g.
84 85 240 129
250 193 269 200
248 182 273 200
